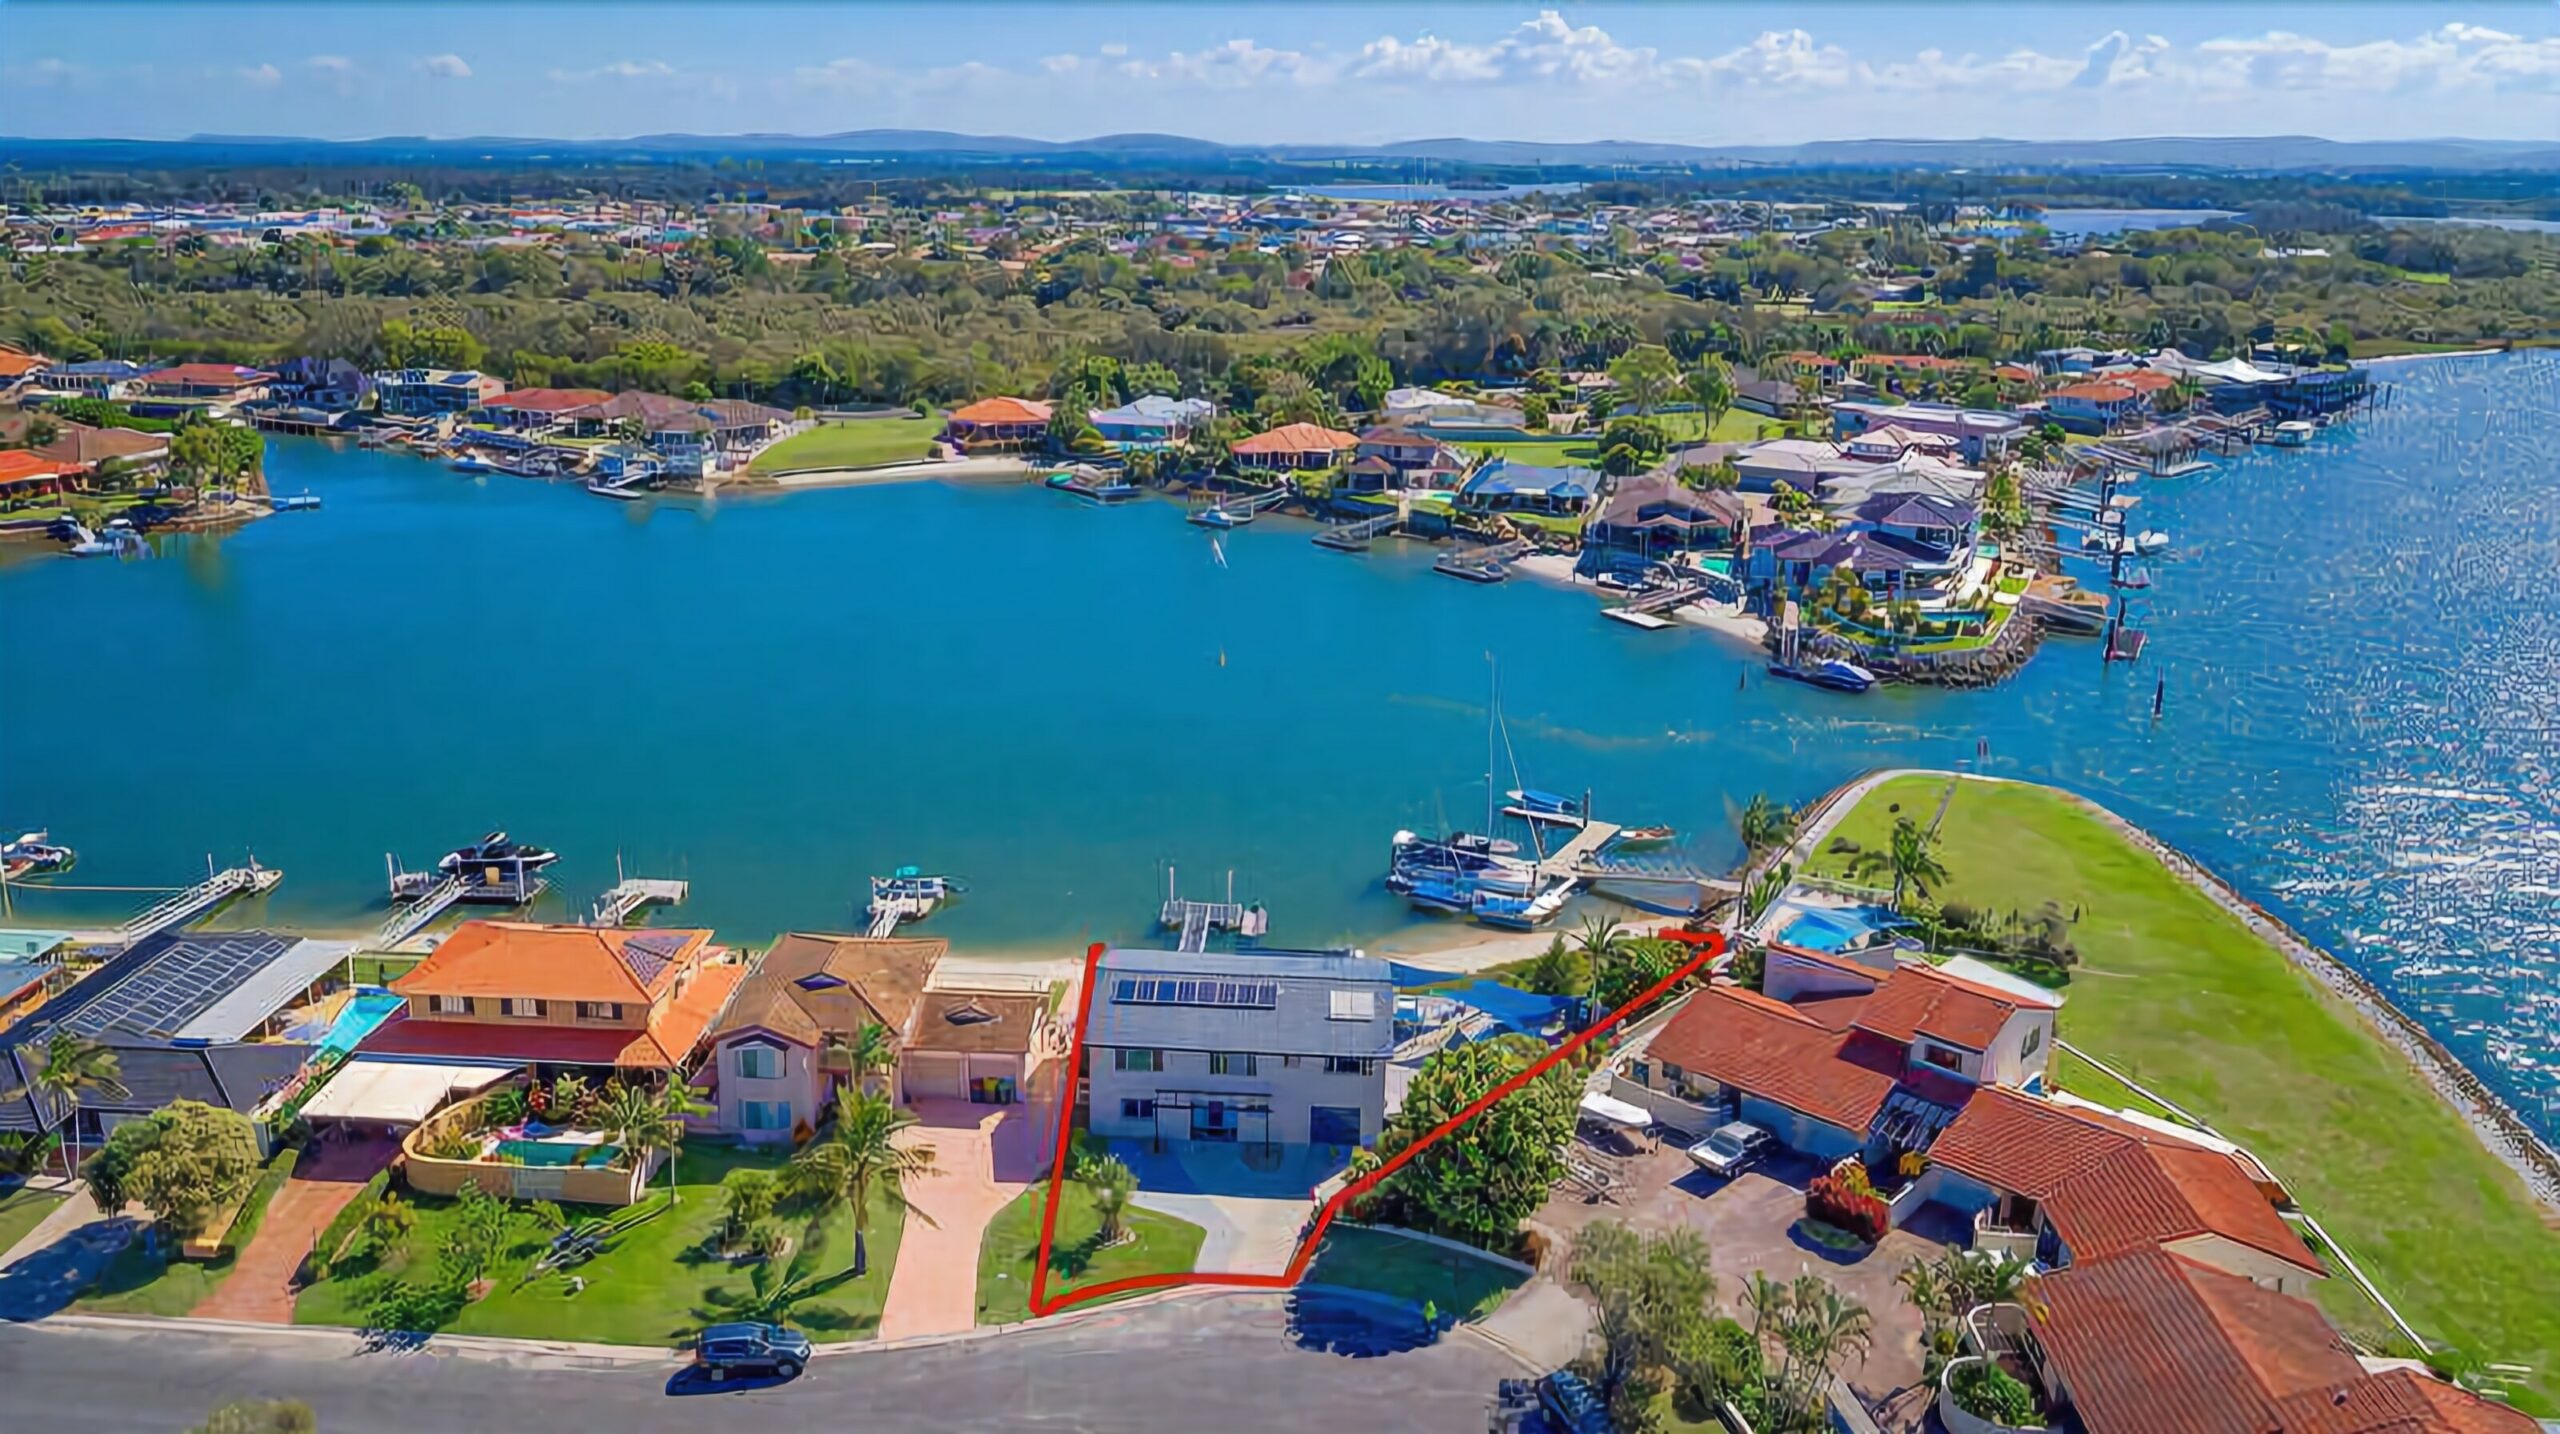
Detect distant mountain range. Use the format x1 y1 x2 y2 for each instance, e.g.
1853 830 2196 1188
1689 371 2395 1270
9 129 2560 172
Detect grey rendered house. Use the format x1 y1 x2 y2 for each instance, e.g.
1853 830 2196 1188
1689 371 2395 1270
1082 949 1393 1151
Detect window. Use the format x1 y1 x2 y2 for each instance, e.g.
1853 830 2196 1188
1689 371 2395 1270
1919 1043 1968 1074
740 1100 791 1132
735 1045 782 1080
1630 1059 1652 1088
429 995 474 1016
1209 1052 1258 1077
576 1001 625 1021
1328 989 1377 1021
1120 1098 1156 1121
2020 1024 2044 1058
501 997 547 1019
1113 1048 1163 1073
1324 1055 1373 1075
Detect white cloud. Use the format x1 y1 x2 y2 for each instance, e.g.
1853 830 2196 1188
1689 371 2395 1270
416 53 473 80
550 59 678 83
6 58 86 87
794 56 891 91
238 63 283 88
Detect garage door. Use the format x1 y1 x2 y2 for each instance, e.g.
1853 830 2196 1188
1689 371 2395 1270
904 1052 966 1101
1309 1105 1363 1147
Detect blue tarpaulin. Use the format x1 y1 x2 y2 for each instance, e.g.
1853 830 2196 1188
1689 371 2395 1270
1440 980 1577 1033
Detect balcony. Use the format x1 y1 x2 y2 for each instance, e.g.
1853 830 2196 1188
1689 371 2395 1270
1973 1205 2039 1263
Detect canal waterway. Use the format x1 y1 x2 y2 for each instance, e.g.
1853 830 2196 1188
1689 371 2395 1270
2 351 2556 1137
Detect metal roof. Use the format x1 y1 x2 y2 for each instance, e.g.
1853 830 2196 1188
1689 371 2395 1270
1088 948 1395 1058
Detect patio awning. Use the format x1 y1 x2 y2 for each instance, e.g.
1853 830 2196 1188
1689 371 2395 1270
297 1057 519 1125
1579 1092 1654 1128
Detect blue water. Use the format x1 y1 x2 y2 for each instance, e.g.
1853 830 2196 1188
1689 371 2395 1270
494 1138 621 1168
1781 905 1907 954
2039 207 2238 238
4 351 2559 1139
317 990 405 1058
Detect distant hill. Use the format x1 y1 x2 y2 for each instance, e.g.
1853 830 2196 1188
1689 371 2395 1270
8 129 2560 172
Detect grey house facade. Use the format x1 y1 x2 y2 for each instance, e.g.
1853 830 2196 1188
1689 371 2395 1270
1082 948 1394 1150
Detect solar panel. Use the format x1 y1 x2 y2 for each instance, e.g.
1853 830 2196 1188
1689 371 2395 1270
1107 973 1279 1009
67 932 293 1040
620 931 689 986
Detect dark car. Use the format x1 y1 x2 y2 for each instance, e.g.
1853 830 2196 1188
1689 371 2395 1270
1538 1370 1614 1434
693 1322 812 1381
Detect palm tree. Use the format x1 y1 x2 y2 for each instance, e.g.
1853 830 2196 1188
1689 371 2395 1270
1848 815 1952 911
601 1081 712 1203
1773 1278 1874 1426
1736 793 1796 855
788 1085 936 1278
835 1022 897 1099
1741 1270 1788 1345
1083 1155 1137 1245
6 1031 127 1181
1573 915 1636 1004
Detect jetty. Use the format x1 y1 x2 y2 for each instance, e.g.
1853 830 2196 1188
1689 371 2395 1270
107 859 282 950
1157 867 1269 951
590 877 689 926
1187 486 1290 528
376 843 551 951
867 870 951 938
1313 509 1400 551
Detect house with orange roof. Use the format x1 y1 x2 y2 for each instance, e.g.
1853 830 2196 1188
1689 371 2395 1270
1231 421 1358 472
360 920 742 1074
2048 378 2149 433
134 362 274 404
0 450 84 504
944 396 1054 453
0 348 52 393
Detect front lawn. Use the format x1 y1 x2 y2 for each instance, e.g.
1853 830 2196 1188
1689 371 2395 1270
0 1187 63 1255
1808 775 2560 1408
295 1143 906 1346
74 1146 297 1317
748 418 942 474
974 1181 1205 1326
1302 1225 1525 1321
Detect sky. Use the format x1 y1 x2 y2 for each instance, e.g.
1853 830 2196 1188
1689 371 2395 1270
6 2 2560 146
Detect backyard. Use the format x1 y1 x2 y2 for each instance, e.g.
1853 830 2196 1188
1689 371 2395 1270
748 416 942 474
1806 774 2560 1407
1301 1225 1525 1322
293 1143 907 1346
973 1180 1205 1326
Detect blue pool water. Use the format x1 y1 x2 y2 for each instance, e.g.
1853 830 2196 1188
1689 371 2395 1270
1781 904 1909 954
5 352 2559 1139
494 1139 621 1168
317 990 405 1058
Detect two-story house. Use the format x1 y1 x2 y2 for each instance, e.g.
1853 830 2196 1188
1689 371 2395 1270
1083 948 1394 1150
373 367 505 417
360 921 742 1076
701 933 1051 1143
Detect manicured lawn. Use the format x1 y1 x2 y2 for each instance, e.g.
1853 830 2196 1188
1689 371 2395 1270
974 1181 1205 1326
74 1147 298 1317
1809 775 2560 1406
0 1187 64 1256
749 418 942 474
346 954 422 986
1450 408 1771 468
2046 1048 2181 1123
1302 1226 1525 1321
295 1143 906 1346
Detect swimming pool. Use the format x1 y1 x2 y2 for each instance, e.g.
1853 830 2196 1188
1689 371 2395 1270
1780 903 1909 954
316 990 405 1058
494 1138 623 1168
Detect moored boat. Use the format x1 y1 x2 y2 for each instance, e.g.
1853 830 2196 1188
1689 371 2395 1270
1767 658 1877 694
1613 824 1677 847
3 830 77 880
1433 551 1509 583
2272 420 2314 447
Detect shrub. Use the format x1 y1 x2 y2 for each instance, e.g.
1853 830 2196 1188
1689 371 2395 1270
420 1125 479 1161
480 1087 527 1129
1952 1360 2041 1427
1805 1172 1889 1244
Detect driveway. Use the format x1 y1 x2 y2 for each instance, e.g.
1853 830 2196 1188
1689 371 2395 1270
873 1097 1045 1340
1107 1140 1342 1277
194 1135 398 1324
1533 1145 1948 1423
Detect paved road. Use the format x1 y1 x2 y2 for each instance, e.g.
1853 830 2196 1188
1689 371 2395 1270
0 1292 1527 1433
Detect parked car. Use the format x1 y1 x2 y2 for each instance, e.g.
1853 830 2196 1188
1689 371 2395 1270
693 1322 811 1381
1684 1120 1772 1179
1538 1370 1614 1434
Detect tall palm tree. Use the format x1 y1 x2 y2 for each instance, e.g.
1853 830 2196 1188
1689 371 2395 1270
1848 815 1952 911
6 1031 127 1181
1774 1278 1874 1426
1736 793 1796 855
602 1081 713 1203
837 1022 897 1099
788 1085 936 1278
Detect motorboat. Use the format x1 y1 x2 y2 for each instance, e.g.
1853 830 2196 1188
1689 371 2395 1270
439 831 560 879
1506 789 1582 819
3 831 76 879
2272 420 2314 447
450 453 499 474
269 491 322 511
1189 505 1243 530
2134 530 2171 555
1613 824 1677 847
1433 551 1509 583
1766 658 1878 694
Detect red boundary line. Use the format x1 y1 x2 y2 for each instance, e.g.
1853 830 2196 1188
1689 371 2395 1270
1029 930 1728 1316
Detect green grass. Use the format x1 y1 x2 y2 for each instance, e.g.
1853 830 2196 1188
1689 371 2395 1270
1301 1226 1525 1321
2385 268 2454 285
1449 407 1766 467
295 1143 906 1346
73 1148 297 1317
974 1181 1206 1326
346 954 422 987
2046 1048 2183 1124
1809 775 2560 1405
0 1187 65 1256
749 418 942 474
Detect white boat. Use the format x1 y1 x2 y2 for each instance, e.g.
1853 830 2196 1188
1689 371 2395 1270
2134 530 2171 555
2272 420 2314 447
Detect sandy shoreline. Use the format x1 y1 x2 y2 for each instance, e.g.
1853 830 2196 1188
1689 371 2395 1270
748 455 1036 491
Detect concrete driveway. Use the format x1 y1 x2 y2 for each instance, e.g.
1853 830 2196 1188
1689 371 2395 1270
1107 1141 1343 1277
874 1098 1044 1340
1533 1145 1948 1422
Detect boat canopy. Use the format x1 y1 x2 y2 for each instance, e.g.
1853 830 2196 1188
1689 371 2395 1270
1579 1092 1654 1128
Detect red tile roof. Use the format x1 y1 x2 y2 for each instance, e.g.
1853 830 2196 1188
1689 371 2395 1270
0 351 50 379
2271 1370 2542 1434
2052 380 2140 402
141 362 274 387
364 959 741 1070
393 921 711 1004
1931 1087 2318 1273
1231 422 1358 456
0 451 80 488
947 396 1053 426
2033 1247 2364 1434
1648 986 1901 1131
1850 962 2040 1051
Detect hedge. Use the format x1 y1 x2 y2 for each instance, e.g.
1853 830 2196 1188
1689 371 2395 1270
305 1167 393 1282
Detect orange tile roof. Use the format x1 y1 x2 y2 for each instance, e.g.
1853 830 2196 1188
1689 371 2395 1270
1930 1086 2318 1272
0 451 80 486
2115 369 2182 391
482 387 612 413
391 921 711 1004
1231 422 1358 455
2273 1370 2543 1434
2052 380 2140 402
0 352 50 379
1850 962 2038 1050
142 362 274 387
947 396 1053 425
1648 985 1901 1131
